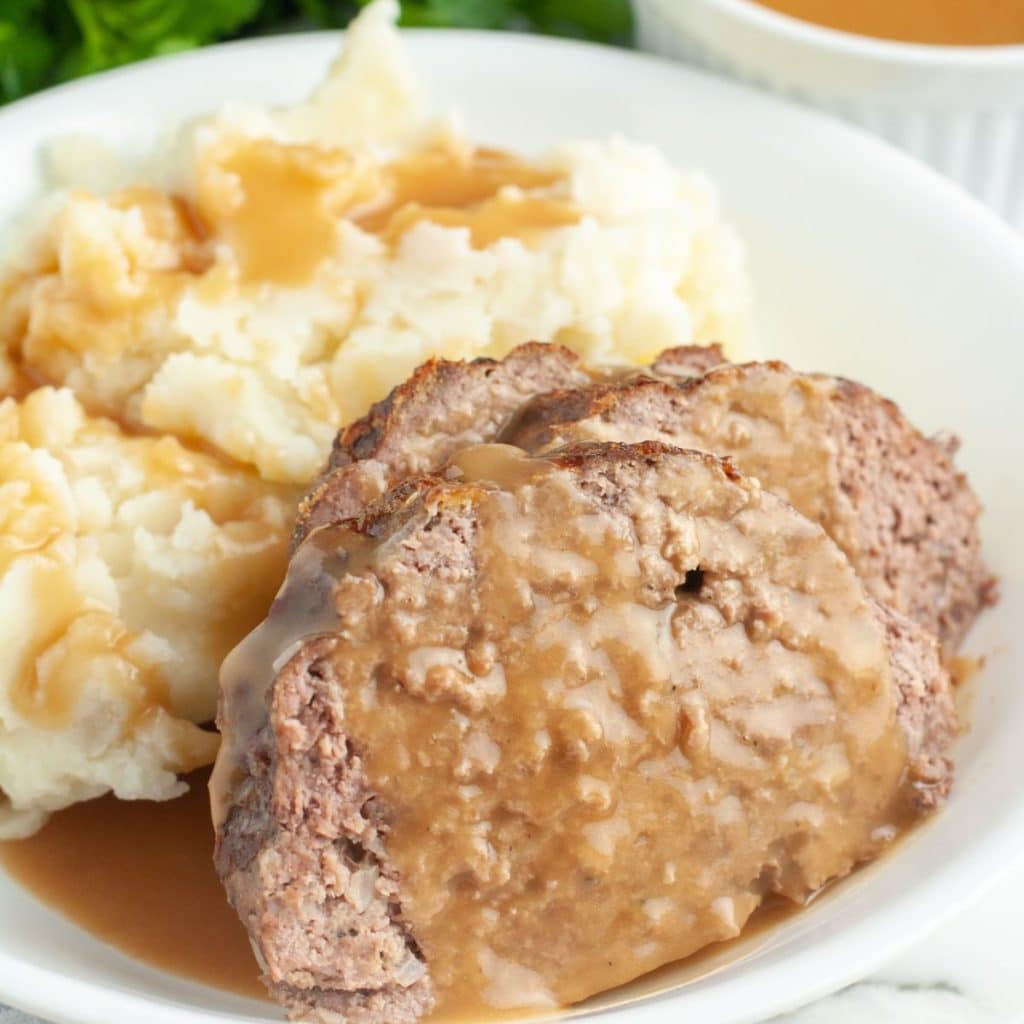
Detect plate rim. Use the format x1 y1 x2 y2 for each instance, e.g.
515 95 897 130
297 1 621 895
1 26 1023 1024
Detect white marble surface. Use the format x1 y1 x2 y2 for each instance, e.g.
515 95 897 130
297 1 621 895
3 855 1023 1023
769 854 1024 1023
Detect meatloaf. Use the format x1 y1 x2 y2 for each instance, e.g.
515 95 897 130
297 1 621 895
506 361 994 652
294 341 591 544
213 441 956 1023
294 342 724 545
295 346 991 652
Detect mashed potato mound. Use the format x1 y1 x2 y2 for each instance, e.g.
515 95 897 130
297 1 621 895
0 389 293 837
0 0 752 487
0 0 754 831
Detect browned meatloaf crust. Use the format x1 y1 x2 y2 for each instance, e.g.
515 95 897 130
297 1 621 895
650 342 728 378
294 342 591 546
215 634 434 1024
293 343 725 547
874 601 956 810
216 442 956 1024
506 361 995 652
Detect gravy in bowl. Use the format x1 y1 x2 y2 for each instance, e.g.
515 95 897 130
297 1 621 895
753 0 1024 45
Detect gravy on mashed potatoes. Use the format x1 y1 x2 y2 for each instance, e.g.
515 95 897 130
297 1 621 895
0 0 753 835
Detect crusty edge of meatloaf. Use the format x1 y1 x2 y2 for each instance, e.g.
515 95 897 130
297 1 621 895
215 637 435 1024
830 376 997 653
292 343 729 552
293 343 590 550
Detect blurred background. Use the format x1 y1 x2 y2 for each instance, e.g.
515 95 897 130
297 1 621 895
0 0 633 105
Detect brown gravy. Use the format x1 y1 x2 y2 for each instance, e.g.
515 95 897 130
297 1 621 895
216 143 345 287
193 140 577 291
352 147 565 234
427 896 801 1023
752 0 1024 46
0 764 801 1018
380 196 580 251
0 768 265 1001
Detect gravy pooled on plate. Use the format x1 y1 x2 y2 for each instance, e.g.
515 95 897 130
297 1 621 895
0 769 263 1000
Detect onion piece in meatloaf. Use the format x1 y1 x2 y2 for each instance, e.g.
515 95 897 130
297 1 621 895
213 441 955 1023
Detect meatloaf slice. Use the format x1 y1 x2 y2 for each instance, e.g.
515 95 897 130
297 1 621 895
214 441 954 1023
292 342 728 547
506 361 994 652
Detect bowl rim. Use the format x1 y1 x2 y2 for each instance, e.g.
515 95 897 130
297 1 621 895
666 0 1024 67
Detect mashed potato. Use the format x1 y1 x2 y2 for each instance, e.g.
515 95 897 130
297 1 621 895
0 389 292 836
0 1 751 486
0 0 753 831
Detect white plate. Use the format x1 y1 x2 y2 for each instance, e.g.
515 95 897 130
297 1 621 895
1 29 1023 1024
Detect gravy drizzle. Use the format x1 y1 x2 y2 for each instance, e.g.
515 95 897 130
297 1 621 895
209 523 375 829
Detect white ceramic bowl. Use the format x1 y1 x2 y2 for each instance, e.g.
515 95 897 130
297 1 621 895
634 0 1024 228
1 30 1024 1024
